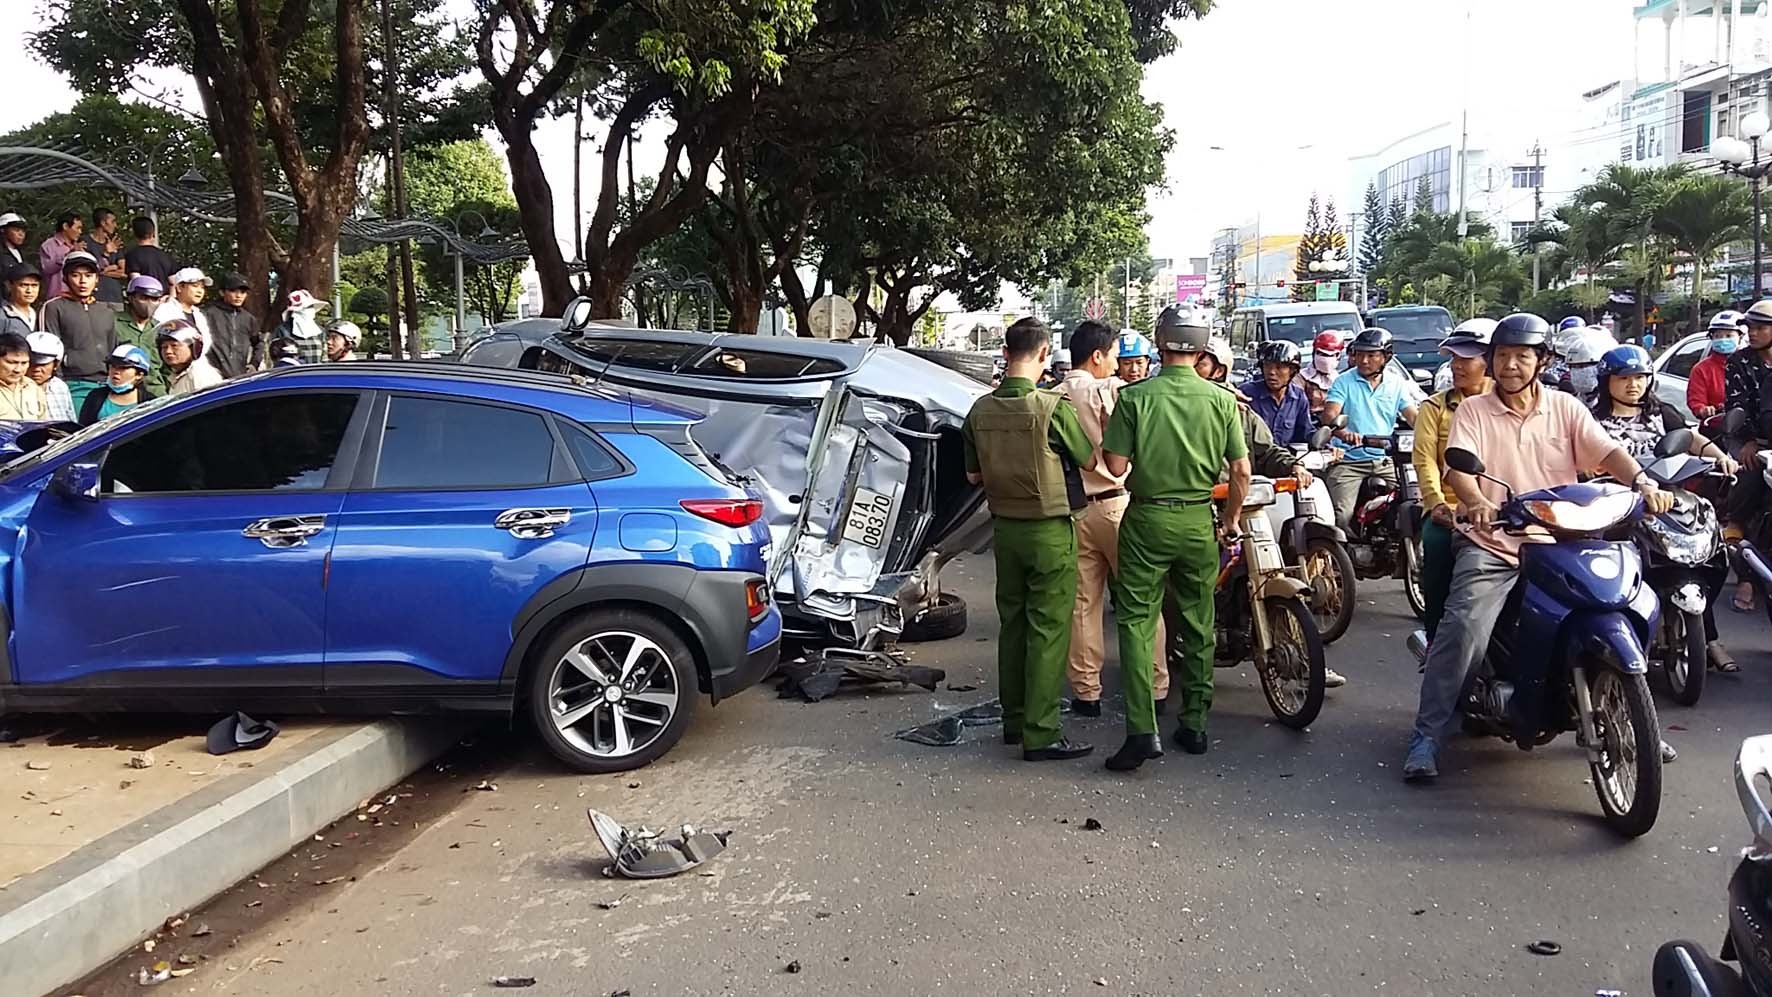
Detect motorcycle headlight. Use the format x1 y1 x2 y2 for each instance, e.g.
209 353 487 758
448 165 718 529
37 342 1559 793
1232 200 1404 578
1642 495 1719 563
1523 487 1639 534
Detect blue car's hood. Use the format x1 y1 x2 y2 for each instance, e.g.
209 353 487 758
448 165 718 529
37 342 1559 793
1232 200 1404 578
0 420 44 462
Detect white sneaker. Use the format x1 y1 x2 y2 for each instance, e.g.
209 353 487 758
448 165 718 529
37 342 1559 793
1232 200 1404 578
1324 668 1347 689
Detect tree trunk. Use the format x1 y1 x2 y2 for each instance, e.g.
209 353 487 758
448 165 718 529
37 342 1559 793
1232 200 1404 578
727 282 762 333
501 132 575 315
1692 257 1705 341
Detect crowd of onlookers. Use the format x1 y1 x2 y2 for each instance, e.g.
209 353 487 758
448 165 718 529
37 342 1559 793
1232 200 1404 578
0 209 364 426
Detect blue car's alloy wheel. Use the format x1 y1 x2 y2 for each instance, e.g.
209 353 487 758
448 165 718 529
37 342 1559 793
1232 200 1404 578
528 610 697 772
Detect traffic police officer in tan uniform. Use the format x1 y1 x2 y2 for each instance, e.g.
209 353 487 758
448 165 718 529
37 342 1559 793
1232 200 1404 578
1101 306 1250 770
964 317 1098 761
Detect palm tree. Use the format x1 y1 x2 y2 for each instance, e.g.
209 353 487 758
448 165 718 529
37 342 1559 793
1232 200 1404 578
1427 237 1527 316
1526 203 1624 320
1384 212 1494 305
1651 175 1753 335
1579 163 1692 332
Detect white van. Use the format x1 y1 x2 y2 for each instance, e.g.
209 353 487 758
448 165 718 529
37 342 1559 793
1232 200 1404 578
1228 302 1364 360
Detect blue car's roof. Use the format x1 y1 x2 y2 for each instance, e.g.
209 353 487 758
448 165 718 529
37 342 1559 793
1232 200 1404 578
247 361 699 427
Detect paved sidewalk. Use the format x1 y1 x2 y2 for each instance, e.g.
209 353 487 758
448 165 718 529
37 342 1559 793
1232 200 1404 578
0 716 461 997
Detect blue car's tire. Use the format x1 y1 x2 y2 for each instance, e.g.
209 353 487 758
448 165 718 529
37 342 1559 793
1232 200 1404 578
527 609 698 773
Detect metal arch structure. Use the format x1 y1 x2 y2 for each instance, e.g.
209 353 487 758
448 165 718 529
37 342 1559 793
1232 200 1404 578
0 144 527 265
615 264 720 331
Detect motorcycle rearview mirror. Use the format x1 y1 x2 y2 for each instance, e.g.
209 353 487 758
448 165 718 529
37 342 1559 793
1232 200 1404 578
1725 407 1750 437
1655 428 1694 459
1445 448 1484 476
1308 425 1335 449
1329 414 1349 430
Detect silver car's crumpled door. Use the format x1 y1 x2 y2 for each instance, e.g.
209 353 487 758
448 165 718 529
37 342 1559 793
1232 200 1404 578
789 390 914 638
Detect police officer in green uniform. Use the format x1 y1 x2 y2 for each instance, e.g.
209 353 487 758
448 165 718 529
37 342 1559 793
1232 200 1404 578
1101 306 1250 770
963 317 1098 761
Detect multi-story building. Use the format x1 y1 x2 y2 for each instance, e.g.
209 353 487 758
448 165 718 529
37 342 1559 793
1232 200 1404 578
1207 222 1302 310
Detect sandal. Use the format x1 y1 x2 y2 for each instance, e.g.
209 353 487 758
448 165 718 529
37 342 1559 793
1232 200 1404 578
1732 595 1757 613
1709 642 1742 674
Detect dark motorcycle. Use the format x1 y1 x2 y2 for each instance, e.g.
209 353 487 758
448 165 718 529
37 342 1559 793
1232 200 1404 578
1340 430 1423 617
1405 446 1663 838
1627 429 1730 707
1651 735 1772 996
1724 410 1772 623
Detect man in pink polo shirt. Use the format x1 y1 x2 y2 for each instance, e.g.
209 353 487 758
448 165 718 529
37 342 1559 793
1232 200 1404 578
1403 313 1673 782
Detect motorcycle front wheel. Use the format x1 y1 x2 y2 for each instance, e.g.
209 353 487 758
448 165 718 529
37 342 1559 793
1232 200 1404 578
1256 596 1326 729
1588 667 1662 838
1402 536 1427 622
1302 538 1356 644
1663 609 1706 707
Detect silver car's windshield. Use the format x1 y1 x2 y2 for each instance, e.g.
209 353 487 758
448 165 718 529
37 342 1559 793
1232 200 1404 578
0 392 184 478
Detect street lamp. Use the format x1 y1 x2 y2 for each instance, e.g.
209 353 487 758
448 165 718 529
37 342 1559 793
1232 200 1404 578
445 210 502 350
142 139 208 224
1716 108 1772 298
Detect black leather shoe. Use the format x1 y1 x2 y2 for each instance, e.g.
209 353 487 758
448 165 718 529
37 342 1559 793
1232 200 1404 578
1003 730 1022 746
1070 698 1102 717
1104 733 1163 772
1154 694 1170 716
1023 738 1094 762
1173 727 1209 755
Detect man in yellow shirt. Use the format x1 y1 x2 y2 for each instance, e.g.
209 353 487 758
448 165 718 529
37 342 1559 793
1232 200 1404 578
0 330 49 421
1410 319 1493 640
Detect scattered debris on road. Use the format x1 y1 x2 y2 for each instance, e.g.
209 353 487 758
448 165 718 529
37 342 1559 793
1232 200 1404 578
944 683 978 692
492 976 537 988
126 750 155 769
189 923 212 938
205 712 280 755
24 759 49 770
1526 940 1562 956
893 716 964 746
596 893 630 910
469 780 498 792
776 647 946 702
589 808 731 879
785 960 802 974
1083 818 1103 831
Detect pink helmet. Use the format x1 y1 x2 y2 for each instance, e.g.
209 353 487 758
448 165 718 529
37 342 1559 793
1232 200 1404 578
1313 331 1345 354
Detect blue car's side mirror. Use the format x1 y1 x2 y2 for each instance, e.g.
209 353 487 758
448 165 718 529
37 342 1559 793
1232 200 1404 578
52 462 100 502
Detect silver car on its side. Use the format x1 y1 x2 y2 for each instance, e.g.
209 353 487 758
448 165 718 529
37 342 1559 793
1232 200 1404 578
460 304 992 649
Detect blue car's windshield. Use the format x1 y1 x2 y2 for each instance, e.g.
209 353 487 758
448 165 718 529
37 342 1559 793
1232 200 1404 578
0 392 185 477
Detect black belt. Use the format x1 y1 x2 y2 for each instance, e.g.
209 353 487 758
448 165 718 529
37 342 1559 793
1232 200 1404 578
1086 488 1127 503
1132 496 1213 507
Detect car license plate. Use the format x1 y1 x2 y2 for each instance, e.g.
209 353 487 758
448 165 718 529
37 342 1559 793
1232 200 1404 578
843 488 894 549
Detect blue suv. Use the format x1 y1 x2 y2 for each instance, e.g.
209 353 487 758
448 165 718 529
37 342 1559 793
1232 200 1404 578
0 363 781 772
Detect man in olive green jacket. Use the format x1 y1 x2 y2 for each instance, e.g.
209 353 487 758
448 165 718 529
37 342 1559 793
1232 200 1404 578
963 317 1097 762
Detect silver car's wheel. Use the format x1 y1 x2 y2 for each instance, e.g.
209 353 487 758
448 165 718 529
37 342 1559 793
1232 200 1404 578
527 611 698 773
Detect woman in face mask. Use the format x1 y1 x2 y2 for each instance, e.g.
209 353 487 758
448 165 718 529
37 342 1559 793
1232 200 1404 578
1688 311 1743 419
1560 327 1616 403
78 344 155 425
1300 331 1344 415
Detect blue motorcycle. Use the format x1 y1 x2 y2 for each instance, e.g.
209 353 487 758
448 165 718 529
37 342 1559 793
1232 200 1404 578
1408 446 1664 838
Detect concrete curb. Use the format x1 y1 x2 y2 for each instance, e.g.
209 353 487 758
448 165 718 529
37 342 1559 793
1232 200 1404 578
0 718 462 997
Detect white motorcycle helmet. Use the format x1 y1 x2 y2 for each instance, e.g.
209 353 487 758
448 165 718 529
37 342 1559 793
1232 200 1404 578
1565 327 1618 367
328 320 363 348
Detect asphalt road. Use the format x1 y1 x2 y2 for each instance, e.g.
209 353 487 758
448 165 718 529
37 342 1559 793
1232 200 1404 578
80 554 1772 996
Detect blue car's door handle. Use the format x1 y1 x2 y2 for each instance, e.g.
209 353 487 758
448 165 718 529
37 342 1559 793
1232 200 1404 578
495 508 571 539
242 515 328 549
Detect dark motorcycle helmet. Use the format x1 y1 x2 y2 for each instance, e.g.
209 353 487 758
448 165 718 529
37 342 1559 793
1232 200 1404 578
1491 312 1552 350
1347 328 1393 354
1256 339 1302 367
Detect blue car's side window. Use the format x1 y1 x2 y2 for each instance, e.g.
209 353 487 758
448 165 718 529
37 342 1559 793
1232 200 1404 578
102 393 359 495
373 396 556 490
